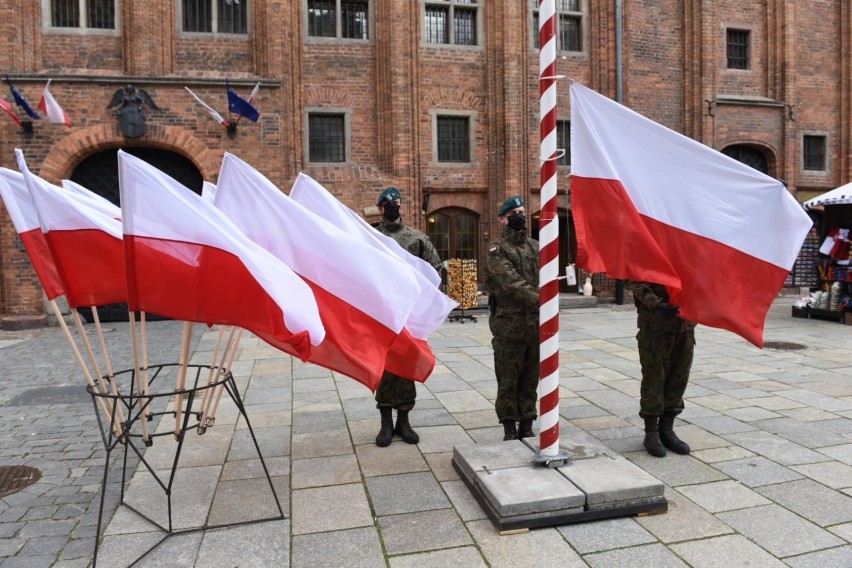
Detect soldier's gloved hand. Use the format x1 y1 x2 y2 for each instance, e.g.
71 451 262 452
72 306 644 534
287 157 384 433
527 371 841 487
655 302 680 318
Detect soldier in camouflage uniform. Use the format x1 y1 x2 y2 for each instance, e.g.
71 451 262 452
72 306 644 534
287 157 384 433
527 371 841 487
485 196 540 441
630 281 696 457
373 187 443 447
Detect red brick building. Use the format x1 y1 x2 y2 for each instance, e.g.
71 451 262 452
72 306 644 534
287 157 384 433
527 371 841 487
1 1 850 326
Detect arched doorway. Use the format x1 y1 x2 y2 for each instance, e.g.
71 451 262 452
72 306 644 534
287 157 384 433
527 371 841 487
721 144 769 175
71 147 203 321
426 207 480 286
71 147 203 205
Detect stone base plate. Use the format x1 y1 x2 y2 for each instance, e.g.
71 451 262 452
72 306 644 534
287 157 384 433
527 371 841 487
452 440 666 531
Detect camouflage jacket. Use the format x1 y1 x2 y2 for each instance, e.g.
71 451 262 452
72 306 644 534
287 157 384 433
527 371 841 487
629 281 696 331
486 227 539 310
376 219 443 271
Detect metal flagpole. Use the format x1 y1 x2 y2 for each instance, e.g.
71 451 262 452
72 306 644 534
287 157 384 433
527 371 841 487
536 0 570 466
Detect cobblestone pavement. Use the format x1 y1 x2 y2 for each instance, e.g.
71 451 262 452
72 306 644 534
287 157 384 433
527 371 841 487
1 297 851 567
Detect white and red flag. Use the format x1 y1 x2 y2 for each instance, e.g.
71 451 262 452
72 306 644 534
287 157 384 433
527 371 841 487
0 99 22 129
16 150 125 308
61 179 121 220
37 80 71 128
0 167 64 299
214 154 431 390
289 173 457 340
569 81 812 347
117 150 324 361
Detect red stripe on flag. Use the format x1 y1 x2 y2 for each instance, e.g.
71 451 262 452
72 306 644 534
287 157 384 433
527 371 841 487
573 176 787 347
384 329 435 384
45 229 125 308
18 229 64 300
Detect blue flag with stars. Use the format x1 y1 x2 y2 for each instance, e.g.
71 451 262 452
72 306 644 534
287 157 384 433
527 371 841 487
226 80 259 122
4 76 40 120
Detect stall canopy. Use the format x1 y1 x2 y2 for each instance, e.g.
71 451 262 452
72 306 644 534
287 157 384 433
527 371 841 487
803 182 852 211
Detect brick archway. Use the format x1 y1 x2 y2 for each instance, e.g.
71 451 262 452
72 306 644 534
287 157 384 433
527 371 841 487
39 124 221 184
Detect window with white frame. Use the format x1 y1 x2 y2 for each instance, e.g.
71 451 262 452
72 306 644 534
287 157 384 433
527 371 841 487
532 0 583 52
307 0 370 40
424 0 479 46
182 0 248 34
47 0 116 29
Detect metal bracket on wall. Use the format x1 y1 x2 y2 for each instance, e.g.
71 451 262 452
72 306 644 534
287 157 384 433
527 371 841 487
705 99 716 117
785 104 796 122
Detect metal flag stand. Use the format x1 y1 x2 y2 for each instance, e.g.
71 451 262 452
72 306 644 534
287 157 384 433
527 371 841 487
87 362 285 568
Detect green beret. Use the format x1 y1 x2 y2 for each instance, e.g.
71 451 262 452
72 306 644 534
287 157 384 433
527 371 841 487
378 187 401 206
498 195 525 216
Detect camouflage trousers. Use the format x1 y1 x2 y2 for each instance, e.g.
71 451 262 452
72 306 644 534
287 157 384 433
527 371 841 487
375 371 416 411
637 325 695 417
492 336 539 422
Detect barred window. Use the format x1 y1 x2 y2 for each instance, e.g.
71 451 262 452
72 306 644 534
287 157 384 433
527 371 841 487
307 0 370 40
437 116 470 163
182 0 248 34
49 0 116 29
726 29 749 69
803 135 827 171
425 1 479 46
556 120 571 166
308 113 347 162
532 0 583 52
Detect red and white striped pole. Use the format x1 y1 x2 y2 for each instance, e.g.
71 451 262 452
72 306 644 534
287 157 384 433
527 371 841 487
536 0 567 464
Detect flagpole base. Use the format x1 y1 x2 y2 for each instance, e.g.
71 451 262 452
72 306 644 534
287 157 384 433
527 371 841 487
533 449 573 469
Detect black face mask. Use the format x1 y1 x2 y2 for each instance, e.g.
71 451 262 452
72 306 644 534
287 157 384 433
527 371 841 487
383 203 401 222
507 213 526 231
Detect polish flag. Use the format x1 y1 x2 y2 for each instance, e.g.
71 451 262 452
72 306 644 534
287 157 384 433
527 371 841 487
37 80 71 128
214 154 430 390
569 81 812 347
61 179 121 220
0 99 22 129
289 173 457 340
16 150 125 308
0 168 64 299
117 150 324 361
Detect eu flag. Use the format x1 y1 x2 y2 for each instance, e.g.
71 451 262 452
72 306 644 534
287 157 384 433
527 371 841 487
226 82 260 122
5 76 41 120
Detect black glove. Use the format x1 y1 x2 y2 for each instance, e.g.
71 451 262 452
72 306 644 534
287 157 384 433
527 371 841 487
655 302 680 318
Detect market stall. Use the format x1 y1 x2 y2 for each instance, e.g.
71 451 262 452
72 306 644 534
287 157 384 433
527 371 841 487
794 183 852 324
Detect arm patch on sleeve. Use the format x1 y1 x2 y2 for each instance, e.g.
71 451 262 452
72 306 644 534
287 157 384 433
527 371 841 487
488 246 499 255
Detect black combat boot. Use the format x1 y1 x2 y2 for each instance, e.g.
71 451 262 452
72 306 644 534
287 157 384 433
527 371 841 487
518 419 535 439
659 412 690 455
376 407 394 447
502 420 517 441
643 416 666 457
394 410 419 444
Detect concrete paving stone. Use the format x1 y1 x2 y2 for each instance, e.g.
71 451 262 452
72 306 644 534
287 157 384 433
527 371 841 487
570 415 629 431
584 542 689 567
124 466 222 529
207 475 288 525
684 414 757 435
557 516 657 553
829 522 852 542
388 546 487 568
291 429 353 459
92 531 163 568
690 394 755 412
291 526 384 568
810 417 852 434
676 480 772 512
694 377 752 391
712 456 804 487
424 452 459 482
670 534 786 568
776 389 852 412
559 454 664 510
623 451 728 487
452 440 536 483
783 545 852 568
18 535 67 557
13 520 76 539
292 453 361 488
219 455 289 481
0 539 24 557
1 554 64 567
756 478 852 526
585 425 644 440
724 407 782 422
780 407 844 422
292 377 336 393
790 461 852 489
366 472 450 516
423 374 474 393
662 424 729 451
433 390 493 413
139 426 232 470
227 425 290 461
355 443 428 477
236 410 292 431
408 408 458 428
752 417 851 448
291 483 373 535
637 486 733 543
690 446 756 463
342 397 381 421
577 389 638 416
195 519 290 568
559 404 612 420
413 425 474 454
718 504 844 557
750 396 807 411
242 386 291 406
441 480 488 521
561 376 606 392
817 443 852 466
379 509 472 555
126 531 203 568
348 418 381 446
55 537 94 561
475 465 585 517
465 520 587 568
723 431 828 465
453 409 500 430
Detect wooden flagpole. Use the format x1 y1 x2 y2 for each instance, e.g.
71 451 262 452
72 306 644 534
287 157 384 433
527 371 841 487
205 327 243 428
127 311 151 444
89 306 126 425
197 326 230 432
139 311 152 421
173 321 194 440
